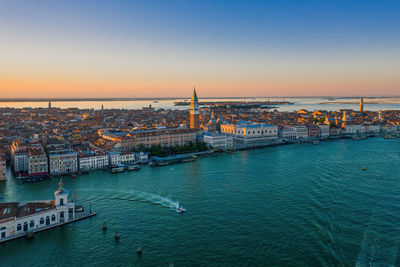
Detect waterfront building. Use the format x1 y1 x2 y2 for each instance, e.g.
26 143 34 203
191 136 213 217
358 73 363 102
329 125 343 137
318 124 330 138
0 154 6 181
203 133 234 150
345 124 364 135
101 128 198 150
108 151 122 165
28 144 48 177
135 152 149 163
0 181 75 242
221 121 278 145
307 125 321 139
190 87 200 130
79 153 109 171
10 141 29 175
364 124 381 134
11 141 47 177
294 126 309 140
120 152 136 165
278 126 297 141
383 124 398 133
49 149 78 175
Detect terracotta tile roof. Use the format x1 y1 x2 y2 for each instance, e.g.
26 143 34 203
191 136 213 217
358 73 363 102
0 201 56 220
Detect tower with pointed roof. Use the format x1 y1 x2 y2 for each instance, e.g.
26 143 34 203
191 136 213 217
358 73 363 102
190 87 200 130
360 96 364 113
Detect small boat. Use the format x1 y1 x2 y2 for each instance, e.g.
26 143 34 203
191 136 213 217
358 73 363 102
71 174 77 179
137 247 143 255
176 203 185 213
383 134 396 139
115 232 120 241
110 166 125 173
75 205 84 212
312 140 320 145
361 167 367 170
148 161 157 167
102 222 107 231
181 158 195 163
127 164 140 171
157 162 169 166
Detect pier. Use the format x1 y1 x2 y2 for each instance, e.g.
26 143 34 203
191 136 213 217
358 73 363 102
0 211 96 244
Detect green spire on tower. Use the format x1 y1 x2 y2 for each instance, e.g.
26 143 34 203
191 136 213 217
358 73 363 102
191 87 198 102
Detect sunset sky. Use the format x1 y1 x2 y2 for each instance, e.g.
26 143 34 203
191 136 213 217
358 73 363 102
1 0 400 98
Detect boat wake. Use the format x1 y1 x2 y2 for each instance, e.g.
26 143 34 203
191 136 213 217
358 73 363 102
78 188 185 212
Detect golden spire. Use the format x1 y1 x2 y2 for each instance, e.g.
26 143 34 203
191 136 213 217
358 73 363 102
58 178 64 191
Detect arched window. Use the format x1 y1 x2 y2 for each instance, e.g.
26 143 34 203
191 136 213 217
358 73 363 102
30 220 34 228
40 218 44 225
52 215 56 222
17 224 22 231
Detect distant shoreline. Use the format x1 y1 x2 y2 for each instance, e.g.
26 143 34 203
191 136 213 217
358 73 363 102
1 96 400 102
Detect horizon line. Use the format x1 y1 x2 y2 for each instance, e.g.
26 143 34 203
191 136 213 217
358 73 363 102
1 95 400 102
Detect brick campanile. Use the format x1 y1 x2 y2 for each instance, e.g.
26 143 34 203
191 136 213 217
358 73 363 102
190 87 200 130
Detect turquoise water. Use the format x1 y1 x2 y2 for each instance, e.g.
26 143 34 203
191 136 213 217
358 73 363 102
1 138 400 266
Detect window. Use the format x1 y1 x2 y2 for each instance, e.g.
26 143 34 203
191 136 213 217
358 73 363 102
52 215 56 221
17 224 22 231
30 220 34 228
40 218 44 225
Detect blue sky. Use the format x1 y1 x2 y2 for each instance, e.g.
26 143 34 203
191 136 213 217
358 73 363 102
1 0 399 97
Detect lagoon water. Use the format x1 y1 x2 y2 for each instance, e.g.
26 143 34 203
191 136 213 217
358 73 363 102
1 138 400 266
2 97 400 112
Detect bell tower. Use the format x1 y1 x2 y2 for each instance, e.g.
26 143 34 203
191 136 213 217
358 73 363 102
190 87 200 130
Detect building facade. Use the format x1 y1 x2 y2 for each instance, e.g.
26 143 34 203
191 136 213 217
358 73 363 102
294 126 309 139
28 145 48 176
190 87 200 130
79 154 109 171
0 181 74 241
49 149 78 175
101 129 199 151
279 126 297 140
203 133 234 150
221 121 278 145
0 154 6 181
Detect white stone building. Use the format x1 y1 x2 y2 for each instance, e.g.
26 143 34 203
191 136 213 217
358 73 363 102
345 124 364 134
203 133 234 150
0 181 75 241
318 124 330 138
79 154 109 171
279 126 297 141
294 126 309 139
108 151 121 165
135 152 149 163
120 152 136 165
221 121 278 145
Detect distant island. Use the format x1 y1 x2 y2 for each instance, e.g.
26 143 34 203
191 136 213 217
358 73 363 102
174 100 294 109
